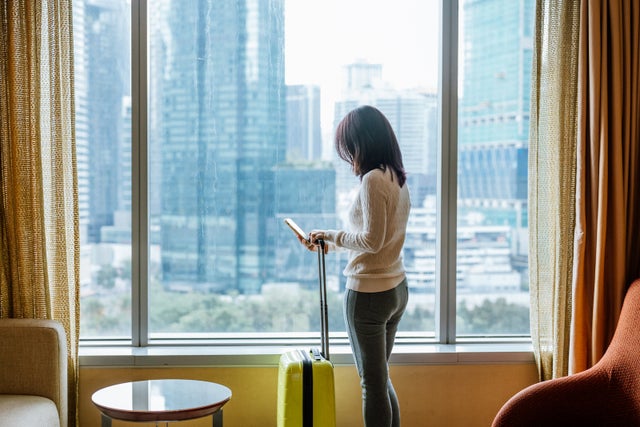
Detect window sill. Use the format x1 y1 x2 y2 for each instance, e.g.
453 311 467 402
79 342 534 367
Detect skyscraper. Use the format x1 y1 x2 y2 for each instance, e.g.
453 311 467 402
286 85 322 162
149 0 286 294
456 0 535 282
76 0 131 243
458 0 534 229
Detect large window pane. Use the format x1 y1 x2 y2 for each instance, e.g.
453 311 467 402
74 0 534 342
75 0 132 339
456 0 533 336
147 0 439 337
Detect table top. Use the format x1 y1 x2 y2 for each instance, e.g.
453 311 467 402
91 379 232 422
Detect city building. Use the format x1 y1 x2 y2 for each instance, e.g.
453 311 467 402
286 85 323 162
458 0 534 227
148 0 286 294
75 0 130 243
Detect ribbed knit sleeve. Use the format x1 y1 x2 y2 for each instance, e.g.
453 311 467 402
325 172 387 252
322 168 411 292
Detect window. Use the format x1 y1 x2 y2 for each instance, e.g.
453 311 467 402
75 0 532 344
75 0 132 338
456 0 533 337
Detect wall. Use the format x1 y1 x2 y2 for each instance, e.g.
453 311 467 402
80 362 538 426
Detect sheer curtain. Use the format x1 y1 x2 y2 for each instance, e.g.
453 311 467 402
529 0 581 381
0 1 79 425
530 0 640 381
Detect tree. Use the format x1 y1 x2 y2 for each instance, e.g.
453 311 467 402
95 265 117 290
457 298 530 335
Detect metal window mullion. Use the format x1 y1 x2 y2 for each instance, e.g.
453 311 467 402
436 0 458 344
131 0 149 347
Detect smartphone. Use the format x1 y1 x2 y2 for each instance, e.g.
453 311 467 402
284 218 309 242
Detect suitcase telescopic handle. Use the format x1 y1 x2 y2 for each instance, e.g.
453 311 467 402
317 239 330 360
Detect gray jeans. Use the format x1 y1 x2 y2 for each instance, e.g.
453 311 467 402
344 278 409 427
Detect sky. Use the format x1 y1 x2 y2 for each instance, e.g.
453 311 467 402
284 0 441 131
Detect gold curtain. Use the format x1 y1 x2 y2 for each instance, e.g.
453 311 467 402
570 0 640 374
0 1 79 426
529 0 582 381
530 0 640 381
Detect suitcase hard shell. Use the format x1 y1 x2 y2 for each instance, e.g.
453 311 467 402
277 241 336 427
277 348 336 427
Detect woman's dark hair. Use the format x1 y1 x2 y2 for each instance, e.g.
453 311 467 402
334 105 407 187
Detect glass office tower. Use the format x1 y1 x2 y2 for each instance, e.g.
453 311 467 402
149 0 286 295
459 0 534 219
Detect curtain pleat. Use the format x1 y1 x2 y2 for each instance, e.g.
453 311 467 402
529 0 581 381
571 0 640 374
0 1 49 320
0 1 79 426
619 0 640 284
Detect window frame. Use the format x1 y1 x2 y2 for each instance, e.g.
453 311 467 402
437 0 459 344
79 0 531 352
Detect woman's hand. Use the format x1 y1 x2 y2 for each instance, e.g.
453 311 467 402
297 235 316 252
310 230 329 254
297 231 329 253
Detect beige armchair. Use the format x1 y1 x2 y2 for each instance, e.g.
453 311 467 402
0 319 68 427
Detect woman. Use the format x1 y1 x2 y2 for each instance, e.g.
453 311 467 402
300 105 411 427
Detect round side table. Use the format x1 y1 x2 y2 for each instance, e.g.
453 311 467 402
92 379 231 426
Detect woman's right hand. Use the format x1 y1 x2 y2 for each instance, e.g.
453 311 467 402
297 235 316 252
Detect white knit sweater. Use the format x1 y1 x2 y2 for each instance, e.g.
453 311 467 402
323 168 411 292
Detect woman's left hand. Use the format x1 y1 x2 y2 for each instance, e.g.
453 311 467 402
309 230 329 254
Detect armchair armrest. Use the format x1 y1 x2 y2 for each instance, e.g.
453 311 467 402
0 319 68 427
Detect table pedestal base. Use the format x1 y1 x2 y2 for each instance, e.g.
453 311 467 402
100 410 223 426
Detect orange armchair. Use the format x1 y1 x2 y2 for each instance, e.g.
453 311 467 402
492 278 640 427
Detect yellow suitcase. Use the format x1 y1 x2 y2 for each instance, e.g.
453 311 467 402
277 241 336 427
